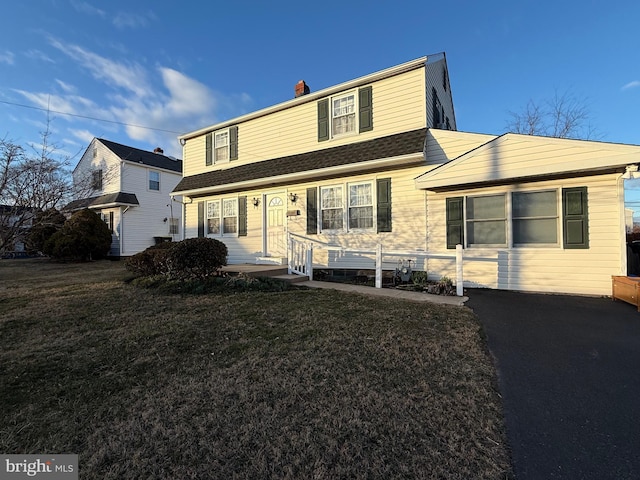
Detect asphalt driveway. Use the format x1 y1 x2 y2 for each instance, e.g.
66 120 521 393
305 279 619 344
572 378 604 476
466 289 640 480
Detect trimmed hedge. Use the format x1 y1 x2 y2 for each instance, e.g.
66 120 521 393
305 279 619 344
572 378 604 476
125 242 175 277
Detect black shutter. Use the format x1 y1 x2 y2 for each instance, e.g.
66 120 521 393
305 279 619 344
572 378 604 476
376 178 391 232
317 99 329 142
238 196 247 236
109 212 114 234
306 187 318 234
205 133 212 166
359 86 373 133
562 187 589 249
197 201 205 238
446 197 464 249
229 126 238 160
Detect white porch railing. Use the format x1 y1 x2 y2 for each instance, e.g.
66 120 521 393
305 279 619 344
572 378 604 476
287 233 495 296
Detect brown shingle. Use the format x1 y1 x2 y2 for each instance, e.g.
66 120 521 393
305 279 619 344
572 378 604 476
173 128 427 194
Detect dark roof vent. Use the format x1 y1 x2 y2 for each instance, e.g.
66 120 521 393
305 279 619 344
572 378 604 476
295 80 310 98
153 147 164 154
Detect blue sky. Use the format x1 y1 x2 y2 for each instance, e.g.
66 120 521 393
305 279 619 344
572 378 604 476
2 1 640 211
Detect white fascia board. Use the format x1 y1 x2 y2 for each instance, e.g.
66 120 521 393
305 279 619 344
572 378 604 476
178 57 428 142
175 153 424 198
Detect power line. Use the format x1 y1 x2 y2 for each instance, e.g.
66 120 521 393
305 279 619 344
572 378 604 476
0 99 183 134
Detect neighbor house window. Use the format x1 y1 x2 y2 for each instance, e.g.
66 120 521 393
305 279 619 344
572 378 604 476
466 194 507 246
321 186 344 230
222 198 238 234
92 170 103 190
512 190 558 245
207 201 220 235
149 170 160 191
332 92 356 136
101 212 114 234
348 182 374 229
168 217 179 235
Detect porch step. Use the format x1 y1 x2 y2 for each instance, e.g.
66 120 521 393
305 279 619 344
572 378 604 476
271 274 309 284
255 256 287 265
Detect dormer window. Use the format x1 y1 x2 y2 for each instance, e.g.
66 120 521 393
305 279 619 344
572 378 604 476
205 126 238 166
332 92 356 136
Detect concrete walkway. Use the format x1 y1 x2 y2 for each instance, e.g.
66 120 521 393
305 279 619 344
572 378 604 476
302 280 468 306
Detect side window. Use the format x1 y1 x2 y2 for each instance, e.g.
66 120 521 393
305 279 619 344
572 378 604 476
92 170 103 190
149 170 160 191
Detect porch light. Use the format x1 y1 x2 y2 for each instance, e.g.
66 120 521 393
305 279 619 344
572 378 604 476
289 192 298 203
252 197 260 207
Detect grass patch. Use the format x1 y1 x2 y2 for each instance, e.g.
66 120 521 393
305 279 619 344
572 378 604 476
0 259 512 479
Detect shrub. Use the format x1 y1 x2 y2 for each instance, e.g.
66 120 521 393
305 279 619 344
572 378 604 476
44 209 112 261
166 237 228 280
26 208 66 254
125 242 175 277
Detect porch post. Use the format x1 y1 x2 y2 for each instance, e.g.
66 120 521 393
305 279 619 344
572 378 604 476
456 244 463 296
375 243 383 289
306 244 313 281
287 234 292 274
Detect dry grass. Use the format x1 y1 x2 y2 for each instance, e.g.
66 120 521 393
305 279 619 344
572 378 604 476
0 259 512 479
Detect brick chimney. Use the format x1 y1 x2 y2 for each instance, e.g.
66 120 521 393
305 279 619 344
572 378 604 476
153 147 164 154
295 80 310 98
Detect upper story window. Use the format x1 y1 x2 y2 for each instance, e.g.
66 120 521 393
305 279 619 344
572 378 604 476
149 170 160 191
92 170 103 190
206 126 238 166
318 86 372 142
332 92 356 136
92 147 97 158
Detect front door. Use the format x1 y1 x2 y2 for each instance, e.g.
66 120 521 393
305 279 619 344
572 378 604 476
266 194 286 257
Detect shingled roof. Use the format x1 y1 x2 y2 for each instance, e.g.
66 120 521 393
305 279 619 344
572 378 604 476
173 128 427 195
98 138 183 173
64 192 139 211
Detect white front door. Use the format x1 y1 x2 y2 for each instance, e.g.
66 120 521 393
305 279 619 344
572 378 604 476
266 194 286 257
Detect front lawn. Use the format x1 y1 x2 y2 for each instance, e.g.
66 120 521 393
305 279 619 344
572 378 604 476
0 259 511 479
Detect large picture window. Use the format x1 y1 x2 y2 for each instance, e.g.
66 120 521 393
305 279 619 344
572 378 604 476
512 190 558 245
348 182 373 229
321 186 344 230
446 187 588 249
466 194 507 246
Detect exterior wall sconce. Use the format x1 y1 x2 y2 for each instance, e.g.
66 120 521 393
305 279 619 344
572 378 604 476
252 197 260 207
289 192 298 203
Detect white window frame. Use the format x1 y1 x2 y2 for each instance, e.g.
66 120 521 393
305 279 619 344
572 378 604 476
331 91 357 138
207 198 238 236
214 129 230 164
206 200 221 235
465 193 507 248
347 181 375 231
511 190 560 247
148 170 160 191
320 185 344 231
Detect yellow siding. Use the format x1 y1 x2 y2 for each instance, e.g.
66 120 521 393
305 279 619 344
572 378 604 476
426 174 624 295
425 130 496 165
184 165 429 267
182 67 427 178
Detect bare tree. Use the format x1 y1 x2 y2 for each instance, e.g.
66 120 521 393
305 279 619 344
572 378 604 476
0 123 73 253
507 90 599 140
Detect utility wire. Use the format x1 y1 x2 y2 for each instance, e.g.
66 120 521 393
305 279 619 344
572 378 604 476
0 99 183 134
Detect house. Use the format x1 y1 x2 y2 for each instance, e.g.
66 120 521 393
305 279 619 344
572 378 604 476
0 205 36 255
66 138 183 256
172 53 638 296
416 129 640 296
172 53 455 267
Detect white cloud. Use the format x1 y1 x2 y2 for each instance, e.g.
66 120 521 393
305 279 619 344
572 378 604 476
55 79 77 94
25 49 55 63
48 37 149 97
0 50 15 65
68 129 96 144
71 1 106 18
113 11 156 29
622 81 640 91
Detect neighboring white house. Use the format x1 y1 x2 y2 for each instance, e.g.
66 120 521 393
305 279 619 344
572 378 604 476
172 53 640 296
67 138 183 256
